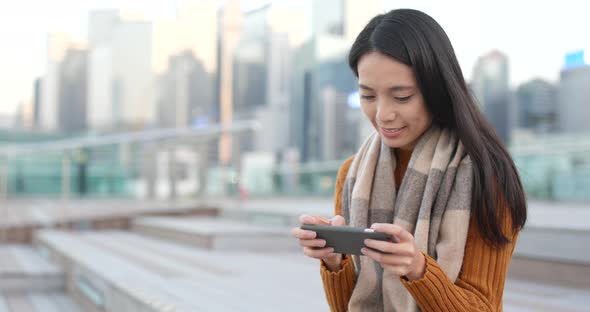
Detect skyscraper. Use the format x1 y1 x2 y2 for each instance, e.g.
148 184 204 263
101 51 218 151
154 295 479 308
86 10 155 130
218 0 243 165
290 0 381 161
111 20 154 129
232 6 268 119
41 32 73 132
471 50 512 143
558 51 590 133
87 3 219 132
151 0 218 75
232 3 306 155
58 48 88 133
32 78 42 129
87 10 119 131
516 78 557 133
157 50 214 128
290 34 358 162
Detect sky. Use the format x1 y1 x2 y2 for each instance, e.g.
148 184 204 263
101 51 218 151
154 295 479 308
0 0 588 116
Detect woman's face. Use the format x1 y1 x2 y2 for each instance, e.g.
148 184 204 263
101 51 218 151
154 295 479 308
357 51 433 151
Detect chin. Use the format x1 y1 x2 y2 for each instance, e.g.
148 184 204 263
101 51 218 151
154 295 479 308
381 137 405 148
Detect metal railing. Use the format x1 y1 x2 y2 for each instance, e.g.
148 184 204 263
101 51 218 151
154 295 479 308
0 120 260 200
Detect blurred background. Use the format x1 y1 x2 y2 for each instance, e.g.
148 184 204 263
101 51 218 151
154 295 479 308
0 0 588 311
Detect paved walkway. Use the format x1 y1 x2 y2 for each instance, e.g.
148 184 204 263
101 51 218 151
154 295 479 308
36 228 590 311
0 292 82 312
1 197 589 310
0 245 81 312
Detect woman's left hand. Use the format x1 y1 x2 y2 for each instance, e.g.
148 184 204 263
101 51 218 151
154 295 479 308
362 223 426 281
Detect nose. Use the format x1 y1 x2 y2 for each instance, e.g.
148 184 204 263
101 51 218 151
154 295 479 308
376 101 396 124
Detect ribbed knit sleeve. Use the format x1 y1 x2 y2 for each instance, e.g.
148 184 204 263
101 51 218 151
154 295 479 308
332 155 354 220
320 255 356 312
401 212 518 312
320 156 356 312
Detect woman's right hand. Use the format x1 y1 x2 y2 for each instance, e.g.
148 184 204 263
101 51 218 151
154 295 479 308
291 214 346 271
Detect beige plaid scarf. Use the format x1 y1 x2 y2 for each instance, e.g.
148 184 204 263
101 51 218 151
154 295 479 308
342 126 473 312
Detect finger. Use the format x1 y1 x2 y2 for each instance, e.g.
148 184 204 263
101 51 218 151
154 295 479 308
299 214 312 224
363 239 403 254
299 214 330 225
370 223 412 242
361 247 408 267
330 215 346 226
291 227 316 239
299 239 326 248
383 265 411 277
387 257 414 268
360 247 385 263
303 246 334 259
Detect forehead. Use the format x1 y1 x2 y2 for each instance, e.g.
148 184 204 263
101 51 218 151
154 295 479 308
357 51 416 88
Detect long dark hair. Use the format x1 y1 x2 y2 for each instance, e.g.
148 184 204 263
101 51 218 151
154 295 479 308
349 9 526 245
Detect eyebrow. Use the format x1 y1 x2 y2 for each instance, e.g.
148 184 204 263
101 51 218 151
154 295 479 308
359 84 414 92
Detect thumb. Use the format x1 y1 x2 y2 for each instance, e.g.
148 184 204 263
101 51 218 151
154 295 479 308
330 215 346 226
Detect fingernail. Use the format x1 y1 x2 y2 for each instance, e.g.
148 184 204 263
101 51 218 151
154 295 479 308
364 239 369 245
361 248 367 254
328 248 334 253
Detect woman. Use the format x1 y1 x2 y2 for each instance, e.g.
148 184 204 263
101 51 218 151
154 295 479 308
291 9 527 312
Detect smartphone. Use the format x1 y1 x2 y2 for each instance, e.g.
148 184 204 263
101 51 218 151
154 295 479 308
301 224 392 255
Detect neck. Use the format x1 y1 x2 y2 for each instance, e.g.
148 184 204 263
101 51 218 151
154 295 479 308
396 148 413 157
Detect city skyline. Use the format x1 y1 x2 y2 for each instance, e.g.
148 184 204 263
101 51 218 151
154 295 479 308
1 0 589 116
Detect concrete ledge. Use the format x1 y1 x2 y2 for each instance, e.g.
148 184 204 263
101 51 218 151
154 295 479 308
1 200 218 243
508 257 590 289
0 292 82 312
514 226 590 265
0 245 64 292
132 217 299 252
33 229 327 312
0 274 64 293
34 231 183 312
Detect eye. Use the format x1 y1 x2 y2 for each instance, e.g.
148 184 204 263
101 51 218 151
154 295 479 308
394 95 412 102
361 95 375 101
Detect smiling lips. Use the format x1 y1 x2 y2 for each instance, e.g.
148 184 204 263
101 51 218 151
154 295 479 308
380 126 406 137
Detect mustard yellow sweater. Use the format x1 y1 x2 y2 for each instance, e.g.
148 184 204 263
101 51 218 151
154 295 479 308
320 152 518 312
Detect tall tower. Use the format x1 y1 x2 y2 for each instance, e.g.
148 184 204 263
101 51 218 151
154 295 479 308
471 50 511 142
219 0 243 165
558 51 590 133
41 32 72 132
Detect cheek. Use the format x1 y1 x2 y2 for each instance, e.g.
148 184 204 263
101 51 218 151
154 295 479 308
410 99 432 129
361 104 377 127
413 112 432 133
